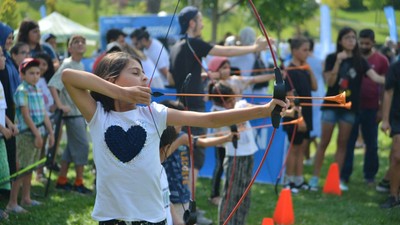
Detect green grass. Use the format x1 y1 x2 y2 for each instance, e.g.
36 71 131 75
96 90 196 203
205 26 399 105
0 128 398 225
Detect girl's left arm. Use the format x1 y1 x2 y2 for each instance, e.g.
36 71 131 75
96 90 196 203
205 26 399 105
167 98 288 128
366 69 385 84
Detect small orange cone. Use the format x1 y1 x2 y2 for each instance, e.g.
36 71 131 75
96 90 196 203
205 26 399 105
273 188 294 225
323 162 342 196
261 218 274 225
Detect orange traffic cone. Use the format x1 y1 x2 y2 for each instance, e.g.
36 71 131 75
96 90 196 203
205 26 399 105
261 218 274 225
323 162 342 196
273 188 294 225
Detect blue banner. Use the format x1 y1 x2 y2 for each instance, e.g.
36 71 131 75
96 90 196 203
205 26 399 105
99 15 181 50
151 88 287 184
384 6 398 43
319 4 333 59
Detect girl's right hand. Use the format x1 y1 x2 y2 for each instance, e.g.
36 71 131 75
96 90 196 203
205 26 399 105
337 51 348 62
34 135 43 149
123 86 151 105
381 121 391 135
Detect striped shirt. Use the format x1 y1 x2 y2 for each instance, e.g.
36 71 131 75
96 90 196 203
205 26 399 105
14 81 46 135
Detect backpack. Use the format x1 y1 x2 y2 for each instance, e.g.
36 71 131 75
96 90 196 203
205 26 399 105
251 52 269 89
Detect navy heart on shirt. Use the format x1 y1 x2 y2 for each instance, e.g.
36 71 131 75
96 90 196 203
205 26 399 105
104 125 147 163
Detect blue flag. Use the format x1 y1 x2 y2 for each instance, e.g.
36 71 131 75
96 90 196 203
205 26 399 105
40 5 47 18
384 6 398 43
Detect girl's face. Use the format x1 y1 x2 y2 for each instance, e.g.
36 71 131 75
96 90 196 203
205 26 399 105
192 13 204 38
292 42 310 63
5 33 14 51
28 27 41 45
37 58 48 76
12 45 30 66
223 97 236 109
0 48 6 70
340 31 357 51
218 62 231 80
113 59 148 88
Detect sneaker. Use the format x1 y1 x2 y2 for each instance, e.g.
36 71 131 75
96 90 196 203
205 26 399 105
309 176 319 191
283 183 299 194
55 182 72 191
295 181 310 190
72 184 93 194
303 158 314 166
376 179 390 193
340 181 349 191
380 196 400 209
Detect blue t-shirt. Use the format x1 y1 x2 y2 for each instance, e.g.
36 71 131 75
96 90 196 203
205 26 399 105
162 132 191 204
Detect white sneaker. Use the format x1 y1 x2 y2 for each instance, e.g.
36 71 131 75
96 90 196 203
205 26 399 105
340 181 349 191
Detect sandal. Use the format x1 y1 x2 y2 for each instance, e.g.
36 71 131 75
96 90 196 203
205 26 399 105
6 205 28 214
21 199 42 207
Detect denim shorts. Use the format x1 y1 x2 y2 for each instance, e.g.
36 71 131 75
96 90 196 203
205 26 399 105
321 109 356 125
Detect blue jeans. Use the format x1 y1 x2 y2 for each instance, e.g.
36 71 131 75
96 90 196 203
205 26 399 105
341 109 379 182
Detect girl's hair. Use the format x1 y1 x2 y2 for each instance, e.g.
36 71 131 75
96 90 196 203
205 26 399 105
91 52 143 112
34 52 55 83
17 19 41 51
129 27 150 41
160 126 178 149
335 27 363 74
288 36 309 50
208 80 235 106
10 42 29 56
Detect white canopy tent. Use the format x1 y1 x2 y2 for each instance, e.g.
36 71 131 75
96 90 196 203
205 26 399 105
38 12 99 45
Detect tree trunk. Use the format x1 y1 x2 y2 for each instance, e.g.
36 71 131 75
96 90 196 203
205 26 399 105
211 0 219 43
147 0 161 14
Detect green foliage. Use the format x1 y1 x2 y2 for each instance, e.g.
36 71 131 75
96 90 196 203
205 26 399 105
0 0 19 29
252 0 319 40
46 0 57 13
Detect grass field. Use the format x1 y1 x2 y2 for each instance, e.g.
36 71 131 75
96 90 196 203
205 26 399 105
0 127 398 225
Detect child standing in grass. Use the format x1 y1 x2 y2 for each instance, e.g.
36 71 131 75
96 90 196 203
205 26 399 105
61 52 287 224
6 58 54 213
282 36 317 193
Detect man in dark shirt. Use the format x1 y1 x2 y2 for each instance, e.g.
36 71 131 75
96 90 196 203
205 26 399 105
169 6 269 224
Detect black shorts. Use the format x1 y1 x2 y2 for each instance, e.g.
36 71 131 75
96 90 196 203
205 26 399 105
183 126 207 170
390 118 400 137
285 129 310 145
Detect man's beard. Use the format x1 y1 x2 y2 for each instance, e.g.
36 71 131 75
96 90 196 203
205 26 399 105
360 48 372 55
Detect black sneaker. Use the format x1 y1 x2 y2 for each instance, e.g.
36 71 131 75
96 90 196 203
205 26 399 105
73 184 93 194
55 182 72 191
376 179 390 193
380 196 400 209
284 182 299 194
295 181 310 190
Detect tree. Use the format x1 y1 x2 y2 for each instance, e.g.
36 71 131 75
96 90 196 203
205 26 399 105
91 0 101 29
147 0 161 13
252 0 319 45
321 0 349 22
0 0 19 29
46 0 57 13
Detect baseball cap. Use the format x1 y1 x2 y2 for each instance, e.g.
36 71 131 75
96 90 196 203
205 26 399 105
19 58 40 74
42 33 56 42
208 57 229 72
178 6 199 34
106 41 122 53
